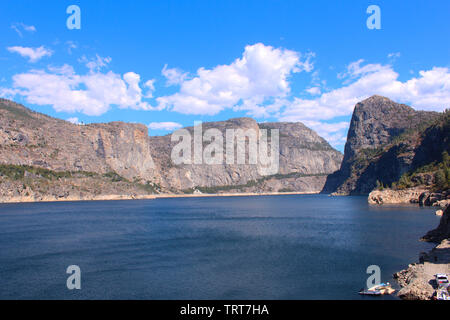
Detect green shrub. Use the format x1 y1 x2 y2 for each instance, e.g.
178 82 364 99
103 171 128 182
434 169 446 189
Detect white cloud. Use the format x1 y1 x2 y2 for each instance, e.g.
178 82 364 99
7 46 53 62
148 121 183 131
388 52 401 59
123 72 144 106
66 117 81 125
66 41 77 54
302 121 349 149
157 43 314 116
306 87 321 95
79 54 112 72
281 60 450 124
11 23 36 37
0 87 19 99
144 79 156 98
47 64 76 75
161 64 188 86
11 65 157 116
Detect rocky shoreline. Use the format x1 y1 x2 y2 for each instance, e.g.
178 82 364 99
390 200 449 300
368 187 450 209
394 238 450 300
0 190 321 204
0 193 157 203
368 187 450 300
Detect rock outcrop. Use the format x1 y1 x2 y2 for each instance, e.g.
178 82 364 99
422 205 450 243
368 188 450 206
368 187 428 205
323 95 444 195
0 98 343 201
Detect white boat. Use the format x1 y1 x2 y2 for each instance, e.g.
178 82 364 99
359 289 383 296
359 282 395 296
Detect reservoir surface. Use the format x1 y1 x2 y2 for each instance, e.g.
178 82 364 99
0 194 439 299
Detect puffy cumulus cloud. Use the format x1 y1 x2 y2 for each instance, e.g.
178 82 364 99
281 60 450 123
123 72 145 105
161 64 188 86
148 121 182 131
156 43 314 116
395 67 450 109
7 46 53 62
11 64 157 116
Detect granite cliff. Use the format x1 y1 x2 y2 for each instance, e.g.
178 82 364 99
0 98 343 201
151 119 342 193
322 95 444 195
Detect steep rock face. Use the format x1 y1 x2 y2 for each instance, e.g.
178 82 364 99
149 117 263 190
0 99 343 195
260 122 343 175
322 95 441 195
0 99 159 182
149 118 343 191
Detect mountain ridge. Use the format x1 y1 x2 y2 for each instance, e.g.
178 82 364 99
0 98 343 201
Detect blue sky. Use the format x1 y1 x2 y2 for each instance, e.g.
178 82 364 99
1 0 449 152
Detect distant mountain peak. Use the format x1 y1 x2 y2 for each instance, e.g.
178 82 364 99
322 96 442 195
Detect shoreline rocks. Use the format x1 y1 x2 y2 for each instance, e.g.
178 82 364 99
0 190 321 204
394 205 450 300
394 239 450 300
370 189 450 300
368 187 449 207
0 193 157 203
368 188 428 205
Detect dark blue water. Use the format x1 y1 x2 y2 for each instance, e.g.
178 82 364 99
0 194 439 299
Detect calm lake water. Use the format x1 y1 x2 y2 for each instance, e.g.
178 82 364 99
0 194 439 299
